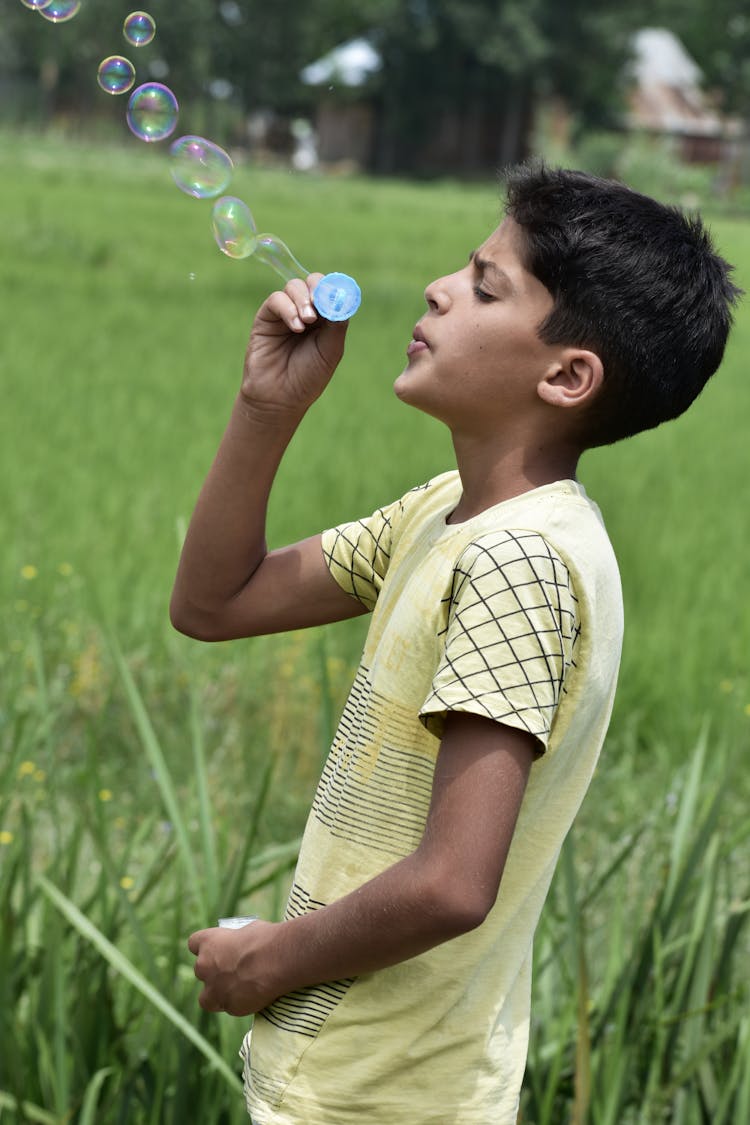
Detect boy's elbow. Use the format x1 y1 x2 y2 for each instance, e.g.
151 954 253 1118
443 889 495 934
169 595 221 641
423 866 498 936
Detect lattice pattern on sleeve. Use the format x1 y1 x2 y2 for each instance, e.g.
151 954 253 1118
321 500 400 610
420 530 580 747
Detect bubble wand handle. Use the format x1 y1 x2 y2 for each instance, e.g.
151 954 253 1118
253 234 309 284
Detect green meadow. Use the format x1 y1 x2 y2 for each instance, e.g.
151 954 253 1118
1 129 749 1122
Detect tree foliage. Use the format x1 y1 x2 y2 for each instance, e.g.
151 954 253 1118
2 0 746 169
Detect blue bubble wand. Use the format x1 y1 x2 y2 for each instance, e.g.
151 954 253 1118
210 196 361 322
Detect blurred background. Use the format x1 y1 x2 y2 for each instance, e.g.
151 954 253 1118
2 3 750 1123
2 0 750 205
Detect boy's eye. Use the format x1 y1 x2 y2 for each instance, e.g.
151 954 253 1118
473 286 494 303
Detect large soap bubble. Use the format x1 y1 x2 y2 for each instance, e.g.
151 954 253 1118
126 83 179 142
169 136 233 199
211 197 257 259
38 0 80 20
97 56 136 96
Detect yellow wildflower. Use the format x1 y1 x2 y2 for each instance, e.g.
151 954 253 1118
34 769 46 783
119 876 135 890
114 816 127 830
70 641 105 712
58 562 74 577
744 704 750 718
20 565 38 581
0 830 13 846
719 679 734 694
98 788 113 802
18 761 36 778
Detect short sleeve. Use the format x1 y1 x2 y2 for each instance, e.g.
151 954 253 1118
420 530 579 749
321 497 404 611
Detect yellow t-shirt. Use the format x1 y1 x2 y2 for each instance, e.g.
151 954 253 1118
242 472 623 1125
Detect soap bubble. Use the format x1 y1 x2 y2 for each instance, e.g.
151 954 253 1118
169 136 233 199
97 56 136 96
38 0 80 20
124 10 156 46
212 197 257 259
126 83 178 142
19 0 54 10
252 234 309 284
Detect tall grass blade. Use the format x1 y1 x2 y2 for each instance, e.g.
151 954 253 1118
107 633 206 917
78 1067 116 1125
37 875 243 1096
572 935 591 1125
0 1091 59 1124
189 683 219 896
560 837 591 1125
220 757 276 920
664 725 708 903
316 631 336 763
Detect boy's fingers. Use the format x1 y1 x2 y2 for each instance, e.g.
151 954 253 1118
187 929 207 955
286 277 324 325
262 290 309 333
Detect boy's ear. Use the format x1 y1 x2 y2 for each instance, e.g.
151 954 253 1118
537 349 603 409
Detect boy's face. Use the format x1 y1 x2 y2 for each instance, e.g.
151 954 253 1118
394 218 562 434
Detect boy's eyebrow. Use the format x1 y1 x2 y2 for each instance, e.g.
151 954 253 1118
469 250 516 293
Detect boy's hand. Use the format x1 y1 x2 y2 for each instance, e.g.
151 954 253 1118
187 921 279 1016
241 275 349 418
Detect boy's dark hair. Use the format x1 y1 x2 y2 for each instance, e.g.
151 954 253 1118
504 162 743 448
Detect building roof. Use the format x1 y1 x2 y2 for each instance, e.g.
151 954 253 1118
300 38 381 88
626 27 732 138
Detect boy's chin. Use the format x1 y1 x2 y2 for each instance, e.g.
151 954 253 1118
393 367 422 403
393 373 446 424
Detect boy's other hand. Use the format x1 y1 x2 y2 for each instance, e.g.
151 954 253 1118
241 274 349 418
188 920 280 1016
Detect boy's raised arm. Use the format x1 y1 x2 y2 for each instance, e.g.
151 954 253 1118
170 275 367 641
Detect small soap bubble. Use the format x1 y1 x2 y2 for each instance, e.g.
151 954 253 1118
124 10 156 46
212 197 257 259
19 0 54 10
126 82 178 143
38 0 80 20
169 136 233 199
97 56 136 96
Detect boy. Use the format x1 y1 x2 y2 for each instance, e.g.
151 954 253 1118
174 164 740 1124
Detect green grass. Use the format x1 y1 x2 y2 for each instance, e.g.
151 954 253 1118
1 130 749 1121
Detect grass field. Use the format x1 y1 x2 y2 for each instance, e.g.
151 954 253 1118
1 129 749 1122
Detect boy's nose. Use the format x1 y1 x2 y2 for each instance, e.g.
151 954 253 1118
424 265 468 311
424 275 452 312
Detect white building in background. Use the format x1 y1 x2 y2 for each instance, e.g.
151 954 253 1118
626 28 741 162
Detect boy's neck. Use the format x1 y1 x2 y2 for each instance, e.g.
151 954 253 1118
447 430 580 524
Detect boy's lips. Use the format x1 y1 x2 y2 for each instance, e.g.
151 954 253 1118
406 324 429 358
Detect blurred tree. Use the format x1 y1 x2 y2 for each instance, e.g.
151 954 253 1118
306 0 643 173
4 0 745 172
0 0 331 135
